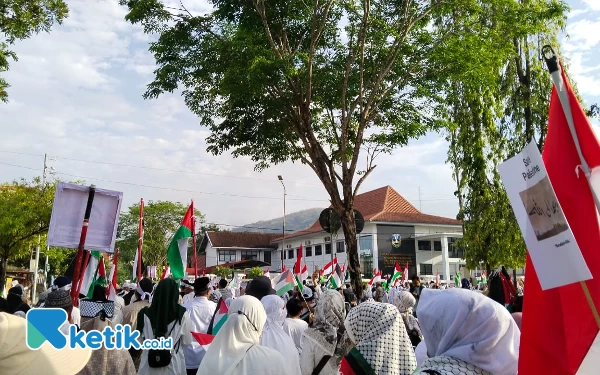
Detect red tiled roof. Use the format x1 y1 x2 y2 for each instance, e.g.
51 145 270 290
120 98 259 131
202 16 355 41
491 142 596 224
273 186 460 241
207 231 279 249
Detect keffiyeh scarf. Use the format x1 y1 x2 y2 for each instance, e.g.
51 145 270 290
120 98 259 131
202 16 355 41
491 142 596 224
303 289 348 361
344 301 417 375
418 356 492 375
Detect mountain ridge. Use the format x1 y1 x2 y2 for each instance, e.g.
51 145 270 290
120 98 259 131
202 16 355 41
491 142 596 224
232 207 323 233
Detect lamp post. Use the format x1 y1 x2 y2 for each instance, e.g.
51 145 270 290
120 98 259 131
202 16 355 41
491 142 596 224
278 175 286 272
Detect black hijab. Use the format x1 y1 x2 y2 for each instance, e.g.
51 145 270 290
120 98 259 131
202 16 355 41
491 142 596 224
137 278 186 337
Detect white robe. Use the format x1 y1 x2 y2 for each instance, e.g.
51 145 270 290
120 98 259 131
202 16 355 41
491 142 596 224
197 295 286 375
260 296 302 375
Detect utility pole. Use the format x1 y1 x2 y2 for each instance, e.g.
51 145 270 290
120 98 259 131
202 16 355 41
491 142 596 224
278 176 286 272
32 154 47 304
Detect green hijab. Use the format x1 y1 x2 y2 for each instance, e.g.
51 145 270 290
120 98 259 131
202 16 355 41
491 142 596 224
137 278 186 337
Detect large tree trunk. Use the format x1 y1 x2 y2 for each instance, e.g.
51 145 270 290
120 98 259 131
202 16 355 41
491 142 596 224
339 207 363 299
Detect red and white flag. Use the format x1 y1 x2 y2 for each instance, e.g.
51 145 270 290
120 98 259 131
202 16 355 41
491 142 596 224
294 245 303 275
402 262 409 285
321 257 337 276
106 249 119 301
519 59 600 374
264 268 270 278
368 270 382 287
160 265 171 280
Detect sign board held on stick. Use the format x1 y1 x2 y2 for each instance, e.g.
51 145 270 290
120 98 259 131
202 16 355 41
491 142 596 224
498 141 592 290
48 182 123 253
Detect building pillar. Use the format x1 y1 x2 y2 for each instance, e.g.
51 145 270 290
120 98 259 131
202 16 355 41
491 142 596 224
441 235 450 281
372 229 379 271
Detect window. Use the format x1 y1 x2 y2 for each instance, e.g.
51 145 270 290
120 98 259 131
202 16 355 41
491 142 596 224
315 245 322 256
305 246 312 257
288 249 295 259
434 241 442 251
418 240 431 251
263 251 271 265
359 235 373 252
448 237 465 258
219 250 236 263
241 250 259 261
336 241 345 253
420 264 433 275
325 243 332 254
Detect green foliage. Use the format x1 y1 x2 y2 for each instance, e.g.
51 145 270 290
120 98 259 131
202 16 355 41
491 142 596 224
444 0 569 272
120 0 570 296
0 177 55 291
0 0 69 102
245 266 263 279
213 265 231 279
116 201 205 280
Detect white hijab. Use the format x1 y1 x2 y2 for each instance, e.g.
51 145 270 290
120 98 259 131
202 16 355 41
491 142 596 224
260 295 301 375
198 295 267 375
417 288 520 374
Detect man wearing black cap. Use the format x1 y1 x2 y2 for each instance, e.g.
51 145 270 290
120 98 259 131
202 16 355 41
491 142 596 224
183 277 216 375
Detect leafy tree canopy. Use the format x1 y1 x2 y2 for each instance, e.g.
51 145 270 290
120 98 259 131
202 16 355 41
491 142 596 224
245 266 263 279
1 0 69 102
121 0 570 295
116 200 205 281
0 177 55 292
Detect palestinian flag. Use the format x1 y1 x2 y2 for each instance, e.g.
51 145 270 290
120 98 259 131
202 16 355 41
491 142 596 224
455 271 461 287
481 271 487 283
273 269 294 296
329 264 344 289
295 265 308 291
167 204 194 280
207 298 228 335
388 262 402 289
340 348 376 375
80 251 106 299
191 332 214 352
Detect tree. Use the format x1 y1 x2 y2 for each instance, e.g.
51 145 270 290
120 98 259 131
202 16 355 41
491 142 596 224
0 178 54 292
245 266 263 279
116 201 205 280
587 104 599 119
445 0 568 273
213 265 231 279
1 0 69 102
121 0 493 297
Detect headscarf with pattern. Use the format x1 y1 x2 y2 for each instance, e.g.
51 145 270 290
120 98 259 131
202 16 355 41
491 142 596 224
392 291 422 335
345 301 417 375
303 289 347 358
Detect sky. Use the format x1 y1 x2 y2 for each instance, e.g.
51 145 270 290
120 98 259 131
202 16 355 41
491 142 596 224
1 0 598 229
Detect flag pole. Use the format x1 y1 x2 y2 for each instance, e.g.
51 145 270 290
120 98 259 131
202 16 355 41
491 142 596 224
542 45 600 214
192 200 198 278
137 198 144 282
106 248 119 299
70 185 96 306
542 45 600 329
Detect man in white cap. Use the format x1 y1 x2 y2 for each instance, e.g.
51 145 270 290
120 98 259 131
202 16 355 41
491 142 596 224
180 279 195 305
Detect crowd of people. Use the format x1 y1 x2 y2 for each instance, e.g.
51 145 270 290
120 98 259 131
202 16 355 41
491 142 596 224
0 267 523 375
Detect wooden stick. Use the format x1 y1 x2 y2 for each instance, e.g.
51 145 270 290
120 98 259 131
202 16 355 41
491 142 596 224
580 281 600 328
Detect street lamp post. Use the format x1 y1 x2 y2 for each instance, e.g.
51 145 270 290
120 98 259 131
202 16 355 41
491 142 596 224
278 175 286 272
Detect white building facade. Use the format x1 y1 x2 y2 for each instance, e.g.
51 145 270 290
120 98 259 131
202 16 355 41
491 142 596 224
271 186 464 281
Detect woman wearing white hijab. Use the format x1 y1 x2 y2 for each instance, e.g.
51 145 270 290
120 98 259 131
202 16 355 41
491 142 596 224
300 289 350 375
197 295 286 375
414 288 520 375
260 295 302 375
341 301 417 375
392 291 423 347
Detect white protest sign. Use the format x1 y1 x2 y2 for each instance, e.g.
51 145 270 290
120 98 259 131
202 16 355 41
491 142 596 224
48 182 123 253
498 140 592 290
